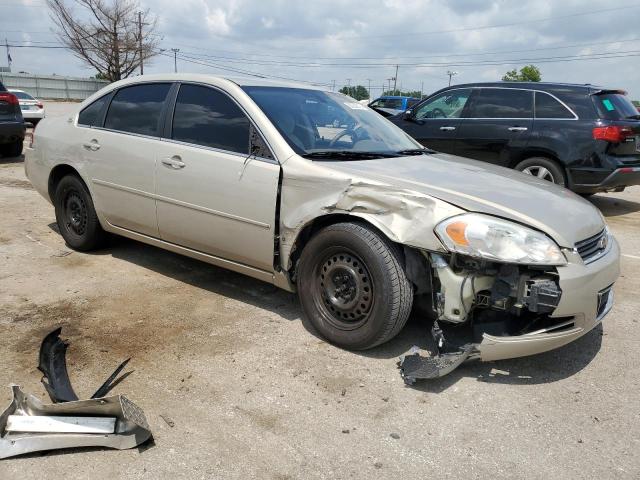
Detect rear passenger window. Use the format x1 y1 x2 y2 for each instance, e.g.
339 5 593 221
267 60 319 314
172 84 250 154
104 83 171 136
468 89 532 118
535 92 575 119
78 94 110 127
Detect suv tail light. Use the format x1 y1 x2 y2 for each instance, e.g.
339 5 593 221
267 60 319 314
592 125 635 143
0 92 19 105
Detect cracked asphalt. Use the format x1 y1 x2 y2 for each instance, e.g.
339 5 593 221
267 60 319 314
0 102 639 479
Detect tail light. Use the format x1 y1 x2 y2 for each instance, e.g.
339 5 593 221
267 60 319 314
36 102 44 109
0 92 19 105
593 125 635 143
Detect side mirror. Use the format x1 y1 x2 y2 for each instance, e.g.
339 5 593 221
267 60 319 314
403 109 415 122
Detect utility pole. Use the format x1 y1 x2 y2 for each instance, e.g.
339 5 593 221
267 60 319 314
346 78 351 96
420 81 424 98
393 65 398 92
447 70 458 86
366 78 372 100
5 38 11 72
138 12 143 75
171 48 180 73
331 79 336 91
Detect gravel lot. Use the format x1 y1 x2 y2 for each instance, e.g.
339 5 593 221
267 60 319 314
0 102 639 479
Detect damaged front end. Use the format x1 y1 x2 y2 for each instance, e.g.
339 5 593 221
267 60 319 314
400 251 566 384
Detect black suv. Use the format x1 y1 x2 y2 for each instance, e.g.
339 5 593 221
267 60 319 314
391 82 640 194
0 81 25 158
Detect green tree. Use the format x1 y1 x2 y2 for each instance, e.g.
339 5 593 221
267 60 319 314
382 89 422 98
502 65 542 82
339 85 370 100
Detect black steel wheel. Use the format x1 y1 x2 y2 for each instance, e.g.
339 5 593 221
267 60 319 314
297 222 413 350
54 174 106 251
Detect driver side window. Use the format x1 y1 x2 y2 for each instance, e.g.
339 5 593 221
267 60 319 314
414 88 472 120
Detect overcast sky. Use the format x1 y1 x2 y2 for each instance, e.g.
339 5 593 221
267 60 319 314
2 0 640 98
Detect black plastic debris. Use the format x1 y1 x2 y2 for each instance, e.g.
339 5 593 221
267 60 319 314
38 327 132 403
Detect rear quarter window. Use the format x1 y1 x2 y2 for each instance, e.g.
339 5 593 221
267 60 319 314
593 93 639 120
534 92 575 119
78 94 110 127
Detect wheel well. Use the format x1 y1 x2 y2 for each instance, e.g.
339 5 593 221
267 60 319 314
509 151 563 170
48 164 80 200
287 214 396 278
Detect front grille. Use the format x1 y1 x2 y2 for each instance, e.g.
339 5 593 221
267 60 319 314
575 229 608 262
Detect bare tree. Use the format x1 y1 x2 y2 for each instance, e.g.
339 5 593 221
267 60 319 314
47 0 160 81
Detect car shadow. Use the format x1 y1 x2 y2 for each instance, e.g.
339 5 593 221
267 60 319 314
69 234 603 390
0 154 24 164
588 193 640 217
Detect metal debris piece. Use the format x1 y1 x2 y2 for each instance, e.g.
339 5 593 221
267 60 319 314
0 385 151 460
38 328 132 403
399 345 474 385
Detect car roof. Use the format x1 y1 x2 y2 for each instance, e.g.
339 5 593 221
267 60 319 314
8 89 27 93
443 81 604 91
377 95 416 99
107 73 327 91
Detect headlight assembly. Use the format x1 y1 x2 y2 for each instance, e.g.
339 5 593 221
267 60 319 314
435 213 566 265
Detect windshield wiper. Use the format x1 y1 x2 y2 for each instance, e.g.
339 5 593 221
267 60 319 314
303 150 399 160
396 148 436 155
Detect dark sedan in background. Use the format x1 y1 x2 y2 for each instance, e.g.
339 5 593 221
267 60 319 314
0 81 25 158
390 82 640 194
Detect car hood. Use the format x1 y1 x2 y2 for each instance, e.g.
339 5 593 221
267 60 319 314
319 153 605 247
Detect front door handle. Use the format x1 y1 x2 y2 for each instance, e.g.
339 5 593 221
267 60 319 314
82 139 100 151
439 126 456 131
161 155 185 169
508 126 528 132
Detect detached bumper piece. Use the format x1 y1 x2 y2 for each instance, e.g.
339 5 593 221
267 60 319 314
0 385 151 460
0 328 150 460
399 345 474 385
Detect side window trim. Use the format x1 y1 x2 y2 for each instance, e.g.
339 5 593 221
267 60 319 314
101 82 172 138
165 81 277 164
533 90 579 120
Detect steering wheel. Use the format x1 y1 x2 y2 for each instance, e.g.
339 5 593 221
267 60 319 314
430 107 446 118
329 125 361 148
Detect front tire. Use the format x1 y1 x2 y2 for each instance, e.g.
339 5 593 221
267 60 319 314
54 175 106 251
297 222 413 350
515 157 566 186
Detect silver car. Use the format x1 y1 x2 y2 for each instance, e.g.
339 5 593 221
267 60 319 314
25 74 620 379
9 89 45 126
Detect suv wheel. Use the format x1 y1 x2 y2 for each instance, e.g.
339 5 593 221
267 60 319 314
515 157 566 186
297 222 413 350
0 140 23 158
54 174 106 251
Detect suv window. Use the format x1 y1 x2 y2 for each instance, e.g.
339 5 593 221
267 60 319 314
78 94 110 127
104 83 171 136
593 93 640 120
414 89 472 119
534 92 575 119
172 84 250 154
467 88 532 119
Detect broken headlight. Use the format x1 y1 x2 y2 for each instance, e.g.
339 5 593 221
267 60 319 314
435 213 567 265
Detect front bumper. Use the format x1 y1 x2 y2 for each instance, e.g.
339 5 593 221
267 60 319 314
477 237 620 362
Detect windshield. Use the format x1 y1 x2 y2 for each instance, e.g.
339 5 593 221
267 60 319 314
242 86 421 157
593 93 639 120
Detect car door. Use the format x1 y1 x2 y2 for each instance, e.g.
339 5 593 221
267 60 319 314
78 83 172 237
155 83 280 272
393 88 472 154
454 88 533 166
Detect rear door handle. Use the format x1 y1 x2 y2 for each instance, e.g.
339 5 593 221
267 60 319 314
439 126 456 131
508 126 528 132
161 155 185 169
82 140 100 151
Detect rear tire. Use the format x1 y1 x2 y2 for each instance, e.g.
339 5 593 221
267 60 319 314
54 174 106 251
0 140 23 158
515 157 566 186
297 222 413 350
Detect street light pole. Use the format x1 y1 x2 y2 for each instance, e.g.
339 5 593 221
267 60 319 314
447 70 458 86
171 48 180 73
